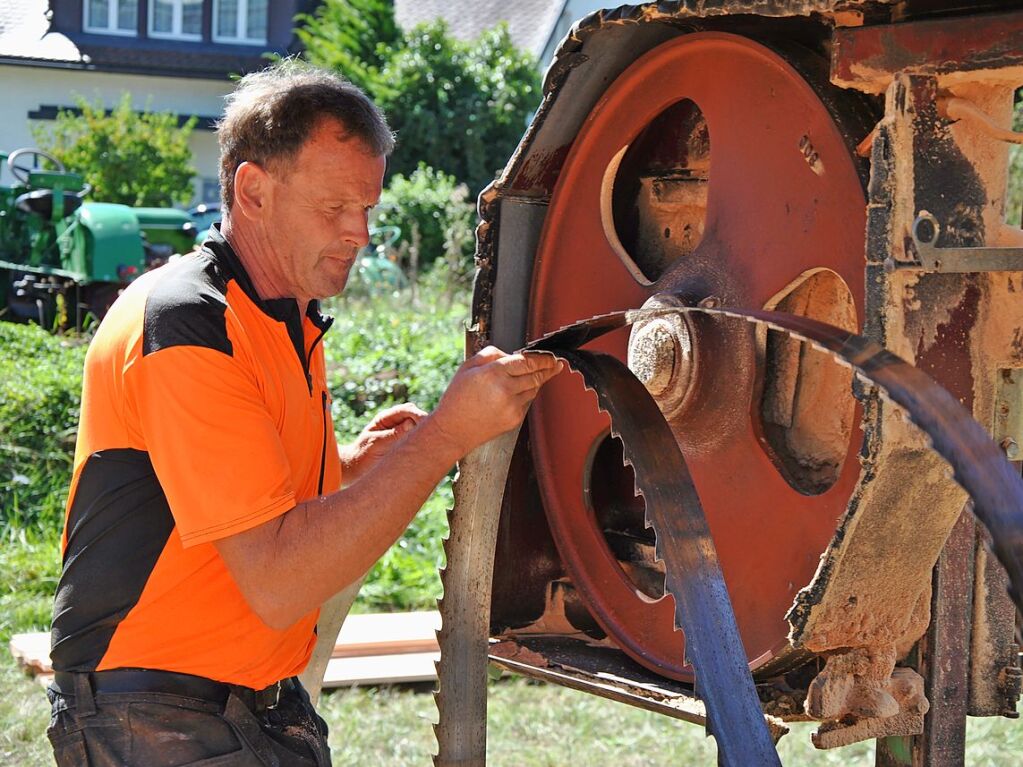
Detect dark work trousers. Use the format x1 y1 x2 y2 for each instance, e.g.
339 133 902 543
46 672 332 766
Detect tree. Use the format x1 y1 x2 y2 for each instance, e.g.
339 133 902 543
298 12 541 194
375 21 540 193
293 0 401 95
32 93 197 207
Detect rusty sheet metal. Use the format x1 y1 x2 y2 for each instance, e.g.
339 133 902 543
488 640 709 726
970 504 1023 718
496 1 865 201
832 8 1023 93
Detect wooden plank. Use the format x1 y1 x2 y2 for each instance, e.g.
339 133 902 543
8 632 51 676
332 611 440 658
321 652 439 687
10 611 442 684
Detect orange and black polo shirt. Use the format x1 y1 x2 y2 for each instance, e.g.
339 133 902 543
50 225 342 690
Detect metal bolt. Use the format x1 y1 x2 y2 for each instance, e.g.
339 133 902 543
627 293 696 417
1002 438 1021 461
628 320 677 396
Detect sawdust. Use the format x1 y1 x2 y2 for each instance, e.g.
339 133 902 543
489 641 551 668
793 446 965 653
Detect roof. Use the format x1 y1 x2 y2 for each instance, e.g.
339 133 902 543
393 0 565 58
0 0 82 64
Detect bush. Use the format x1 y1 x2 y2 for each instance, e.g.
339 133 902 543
323 284 465 444
32 92 197 207
322 286 466 611
0 323 82 645
375 164 476 272
374 22 540 194
0 323 85 534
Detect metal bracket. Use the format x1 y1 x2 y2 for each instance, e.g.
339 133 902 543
886 211 1023 273
995 369 1023 461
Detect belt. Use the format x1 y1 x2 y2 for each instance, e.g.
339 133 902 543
52 669 284 713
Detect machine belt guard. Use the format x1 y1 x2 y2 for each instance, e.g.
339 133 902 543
434 304 1023 767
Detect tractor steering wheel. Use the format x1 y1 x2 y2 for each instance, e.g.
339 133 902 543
7 147 65 183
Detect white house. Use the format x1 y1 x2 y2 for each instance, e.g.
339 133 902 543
0 0 314 205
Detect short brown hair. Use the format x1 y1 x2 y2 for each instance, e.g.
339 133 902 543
217 59 394 209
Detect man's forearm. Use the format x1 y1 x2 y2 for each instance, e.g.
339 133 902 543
217 415 462 629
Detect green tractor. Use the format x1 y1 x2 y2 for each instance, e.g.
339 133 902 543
0 147 197 328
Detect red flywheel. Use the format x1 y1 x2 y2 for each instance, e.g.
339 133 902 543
528 32 870 681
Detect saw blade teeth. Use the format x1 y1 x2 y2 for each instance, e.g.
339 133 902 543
500 303 1017 764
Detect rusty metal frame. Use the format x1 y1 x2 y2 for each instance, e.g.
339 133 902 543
460 2 1023 764
832 7 1023 94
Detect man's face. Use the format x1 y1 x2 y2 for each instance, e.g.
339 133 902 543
262 119 386 302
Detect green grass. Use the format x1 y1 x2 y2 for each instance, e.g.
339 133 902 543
0 655 52 767
319 676 1023 765
5 659 1021 766
0 531 60 647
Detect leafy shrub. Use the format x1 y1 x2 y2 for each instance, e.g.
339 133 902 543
1007 98 1023 227
355 478 451 613
374 22 540 194
322 287 466 611
0 324 82 643
323 287 465 443
32 92 197 207
375 164 476 271
0 323 85 534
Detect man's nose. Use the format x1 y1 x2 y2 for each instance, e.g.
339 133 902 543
346 213 372 249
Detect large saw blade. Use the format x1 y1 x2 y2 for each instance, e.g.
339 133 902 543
527 304 1023 607
433 304 1023 766
554 347 782 765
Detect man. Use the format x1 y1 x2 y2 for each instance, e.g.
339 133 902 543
46 62 561 766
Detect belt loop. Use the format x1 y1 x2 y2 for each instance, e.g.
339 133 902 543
72 672 97 718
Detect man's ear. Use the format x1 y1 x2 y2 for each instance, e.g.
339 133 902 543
233 162 270 221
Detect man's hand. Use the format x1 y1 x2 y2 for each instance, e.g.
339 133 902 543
341 403 427 485
430 347 563 457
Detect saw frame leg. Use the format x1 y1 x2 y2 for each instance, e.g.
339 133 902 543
299 578 364 705
433 428 521 767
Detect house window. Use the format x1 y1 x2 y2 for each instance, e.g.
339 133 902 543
83 0 138 36
148 0 203 40
213 0 267 45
